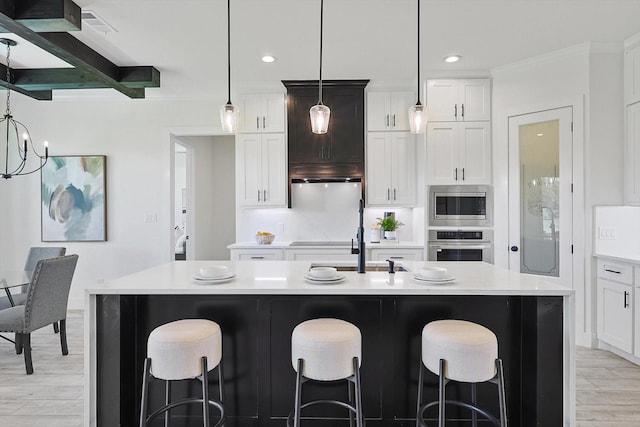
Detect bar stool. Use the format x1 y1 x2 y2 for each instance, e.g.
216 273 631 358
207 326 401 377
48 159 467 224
288 318 363 427
139 319 225 427
416 319 507 427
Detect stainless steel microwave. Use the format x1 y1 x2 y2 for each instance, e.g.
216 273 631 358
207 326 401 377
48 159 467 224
428 185 492 226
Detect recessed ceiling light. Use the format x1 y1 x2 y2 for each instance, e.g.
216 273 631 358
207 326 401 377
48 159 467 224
444 55 461 63
536 133 544 137
261 55 276 63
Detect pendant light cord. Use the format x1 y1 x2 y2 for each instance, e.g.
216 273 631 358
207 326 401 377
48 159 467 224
416 0 421 105
318 0 324 105
227 0 232 105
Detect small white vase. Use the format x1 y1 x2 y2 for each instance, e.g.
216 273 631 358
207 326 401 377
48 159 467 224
370 229 381 243
384 230 397 240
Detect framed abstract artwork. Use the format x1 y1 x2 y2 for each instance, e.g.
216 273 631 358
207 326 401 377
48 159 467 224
41 155 107 242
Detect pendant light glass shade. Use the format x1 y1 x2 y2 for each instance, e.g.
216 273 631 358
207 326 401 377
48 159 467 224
310 103 330 134
310 0 330 134
220 103 239 133
220 0 239 133
409 103 426 134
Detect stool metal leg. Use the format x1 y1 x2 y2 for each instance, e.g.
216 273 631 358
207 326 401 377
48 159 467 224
201 357 210 427
293 358 304 427
416 358 424 427
164 380 171 427
496 359 508 427
218 359 225 427
139 358 151 427
471 382 478 427
438 359 446 427
353 357 363 427
348 378 355 427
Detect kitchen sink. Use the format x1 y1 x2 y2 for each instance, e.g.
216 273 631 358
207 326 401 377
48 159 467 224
290 241 352 246
310 262 408 272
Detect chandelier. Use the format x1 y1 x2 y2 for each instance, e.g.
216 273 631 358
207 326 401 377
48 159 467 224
219 0 239 133
310 0 330 134
0 38 48 179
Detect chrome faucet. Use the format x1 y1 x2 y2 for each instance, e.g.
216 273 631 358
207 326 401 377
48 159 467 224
351 198 366 273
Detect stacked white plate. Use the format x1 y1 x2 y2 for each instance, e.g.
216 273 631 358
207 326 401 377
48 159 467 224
305 267 346 285
193 265 236 285
413 266 455 284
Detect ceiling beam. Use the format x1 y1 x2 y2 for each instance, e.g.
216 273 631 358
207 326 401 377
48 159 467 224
0 63 51 99
12 66 160 91
0 0 81 32
0 1 160 99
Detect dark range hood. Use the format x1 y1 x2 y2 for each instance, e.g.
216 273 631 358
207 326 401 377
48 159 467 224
282 80 369 207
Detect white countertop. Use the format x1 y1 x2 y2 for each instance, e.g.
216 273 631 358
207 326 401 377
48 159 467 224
228 241 425 249
594 252 640 263
86 260 572 297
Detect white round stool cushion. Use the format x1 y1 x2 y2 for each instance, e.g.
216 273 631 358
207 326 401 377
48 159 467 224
291 318 361 381
147 319 222 381
422 319 497 383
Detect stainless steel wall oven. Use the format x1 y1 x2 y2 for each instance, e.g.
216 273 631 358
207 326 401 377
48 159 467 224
427 230 493 263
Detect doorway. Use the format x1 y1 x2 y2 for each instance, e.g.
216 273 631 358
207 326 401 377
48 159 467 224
508 107 573 285
172 135 236 260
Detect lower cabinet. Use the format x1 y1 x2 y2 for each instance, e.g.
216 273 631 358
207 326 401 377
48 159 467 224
596 259 634 354
285 249 358 262
369 248 424 261
230 249 284 261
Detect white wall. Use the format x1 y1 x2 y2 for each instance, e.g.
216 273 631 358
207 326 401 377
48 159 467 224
491 42 625 346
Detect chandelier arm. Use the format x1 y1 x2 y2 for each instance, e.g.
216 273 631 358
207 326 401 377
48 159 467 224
13 119 45 158
11 158 47 177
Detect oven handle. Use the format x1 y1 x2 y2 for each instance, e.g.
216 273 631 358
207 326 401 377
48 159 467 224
428 244 492 250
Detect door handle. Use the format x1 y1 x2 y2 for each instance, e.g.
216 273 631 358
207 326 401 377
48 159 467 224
604 268 621 274
462 168 465 180
263 190 267 201
386 114 389 127
257 190 261 202
510 246 519 252
624 291 630 308
454 104 457 119
393 188 397 200
263 116 266 129
455 168 458 180
387 188 390 200
461 104 465 119
250 256 265 260
256 117 260 130
392 114 396 127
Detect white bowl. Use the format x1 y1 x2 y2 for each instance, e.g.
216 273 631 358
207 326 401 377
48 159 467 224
199 265 229 279
308 266 338 279
418 267 448 279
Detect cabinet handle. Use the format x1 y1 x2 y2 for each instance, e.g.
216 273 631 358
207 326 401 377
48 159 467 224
387 188 390 200
462 168 465 180
604 268 621 274
624 291 630 308
257 190 261 202
386 114 389 127
393 114 396 127
263 116 266 129
454 104 457 119
256 117 260 130
394 188 397 200
389 256 403 259
461 104 465 119
263 190 267 201
455 168 458 180
250 256 265 260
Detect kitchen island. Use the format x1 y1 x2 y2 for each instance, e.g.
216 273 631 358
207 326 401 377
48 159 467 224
85 260 574 427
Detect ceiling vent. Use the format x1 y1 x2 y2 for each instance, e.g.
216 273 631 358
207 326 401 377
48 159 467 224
81 10 116 34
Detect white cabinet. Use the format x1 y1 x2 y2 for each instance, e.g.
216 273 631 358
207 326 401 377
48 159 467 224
426 122 491 185
236 133 287 207
626 102 640 204
230 248 283 261
597 259 634 354
625 45 640 105
285 249 357 262
366 132 416 206
369 247 424 261
367 91 415 131
238 93 285 133
426 79 491 122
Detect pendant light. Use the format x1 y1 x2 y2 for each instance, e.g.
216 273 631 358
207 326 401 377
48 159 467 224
0 38 49 179
409 0 426 134
310 0 330 134
220 0 239 133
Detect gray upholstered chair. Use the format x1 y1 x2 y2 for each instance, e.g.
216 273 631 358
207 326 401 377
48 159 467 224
0 254 78 374
0 247 66 311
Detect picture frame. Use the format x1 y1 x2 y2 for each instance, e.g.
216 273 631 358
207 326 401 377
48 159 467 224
41 155 107 242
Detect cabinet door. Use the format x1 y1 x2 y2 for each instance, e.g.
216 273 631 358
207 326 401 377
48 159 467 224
390 132 416 205
366 133 392 205
598 279 633 353
231 249 283 261
369 248 424 261
236 134 263 205
286 249 357 261
458 122 491 184
326 89 365 164
626 102 640 204
390 91 415 131
238 95 263 133
262 94 286 133
367 92 391 131
459 79 491 121
625 45 640 105
261 134 287 207
427 123 459 184
426 80 458 121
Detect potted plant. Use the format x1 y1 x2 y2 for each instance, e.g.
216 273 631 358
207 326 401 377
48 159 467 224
377 216 404 240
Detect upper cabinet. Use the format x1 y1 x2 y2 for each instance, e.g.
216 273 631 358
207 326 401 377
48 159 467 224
626 101 640 204
426 79 491 122
625 45 640 105
366 132 416 206
238 93 286 133
236 133 287 207
366 91 415 131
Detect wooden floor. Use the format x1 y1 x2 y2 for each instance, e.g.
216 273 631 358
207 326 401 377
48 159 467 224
0 310 639 426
